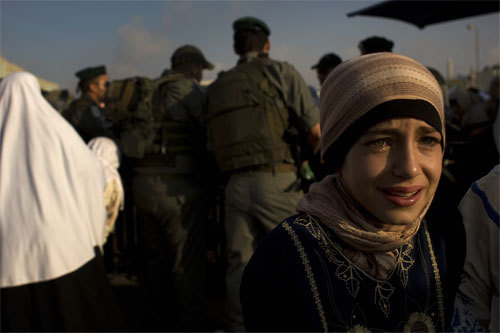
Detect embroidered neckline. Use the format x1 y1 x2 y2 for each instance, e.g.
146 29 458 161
423 222 445 331
294 214 416 318
286 214 444 329
302 215 413 284
283 220 328 332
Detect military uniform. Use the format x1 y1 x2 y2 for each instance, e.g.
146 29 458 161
132 69 210 331
64 94 114 142
63 66 114 142
207 46 320 330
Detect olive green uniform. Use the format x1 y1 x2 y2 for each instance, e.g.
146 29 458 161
132 71 208 330
63 94 114 142
208 52 320 331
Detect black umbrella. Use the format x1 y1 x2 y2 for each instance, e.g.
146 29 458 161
347 0 499 29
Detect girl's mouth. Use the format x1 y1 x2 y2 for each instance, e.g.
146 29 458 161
380 186 424 206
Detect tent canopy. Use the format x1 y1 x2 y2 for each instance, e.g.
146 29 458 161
347 1 499 29
0 56 60 91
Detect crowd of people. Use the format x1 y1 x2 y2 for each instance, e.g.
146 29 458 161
1 15 498 332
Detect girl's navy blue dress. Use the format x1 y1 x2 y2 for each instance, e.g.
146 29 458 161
241 214 460 332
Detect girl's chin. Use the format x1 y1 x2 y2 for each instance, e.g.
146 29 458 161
377 211 421 226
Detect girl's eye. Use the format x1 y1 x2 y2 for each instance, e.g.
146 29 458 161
420 136 441 146
368 138 391 149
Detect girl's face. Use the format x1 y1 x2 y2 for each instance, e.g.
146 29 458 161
340 117 443 225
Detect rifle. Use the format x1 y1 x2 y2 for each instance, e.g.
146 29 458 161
284 109 318 193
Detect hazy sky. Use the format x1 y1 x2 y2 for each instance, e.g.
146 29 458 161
1 0 499 92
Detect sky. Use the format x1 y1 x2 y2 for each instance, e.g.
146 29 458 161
1 0 499 92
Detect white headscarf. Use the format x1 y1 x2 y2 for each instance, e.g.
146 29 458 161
88 137 121 184
88 137 125 243
0 72 107 288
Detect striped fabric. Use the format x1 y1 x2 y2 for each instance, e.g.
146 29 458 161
319 52 445 159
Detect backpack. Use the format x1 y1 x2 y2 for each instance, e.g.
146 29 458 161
206 58 292 172
105 74 183 159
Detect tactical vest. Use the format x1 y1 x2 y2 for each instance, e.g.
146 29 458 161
106 73 199 159
156 80 204 158
207 57 292 172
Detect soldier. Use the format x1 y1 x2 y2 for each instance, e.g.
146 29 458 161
63 65 114 142
206 16 321 331
311 52 342 85
132 45 214 331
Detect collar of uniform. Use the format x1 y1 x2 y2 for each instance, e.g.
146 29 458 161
161 69 176 77
82 93 100 107
237 51 269 65
161 69 190 81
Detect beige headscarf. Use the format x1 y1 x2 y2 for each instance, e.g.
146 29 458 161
297 53 445 280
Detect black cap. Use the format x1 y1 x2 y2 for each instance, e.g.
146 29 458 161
75 65 106 81
358 36 394 54
233 16 271 36
171 45 214 70
311 53 342 73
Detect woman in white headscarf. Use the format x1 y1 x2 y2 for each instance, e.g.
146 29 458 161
88 136 125 246
0 72 124 331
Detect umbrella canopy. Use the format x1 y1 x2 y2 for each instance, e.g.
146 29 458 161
347 0 499 29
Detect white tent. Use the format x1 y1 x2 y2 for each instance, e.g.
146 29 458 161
0 56 60 91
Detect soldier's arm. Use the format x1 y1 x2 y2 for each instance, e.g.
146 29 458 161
307 123 321 153
164 78 206 124
281 63 321 152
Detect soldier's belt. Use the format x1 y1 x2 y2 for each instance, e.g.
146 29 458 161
134 154 173 167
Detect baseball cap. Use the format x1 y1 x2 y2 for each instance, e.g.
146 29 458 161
311 53 342 73
171 45 214 70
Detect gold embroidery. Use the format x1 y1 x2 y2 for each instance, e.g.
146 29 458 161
293 214 312 227
347 324 371 332
297 215 343 265
423 223 445 332
374 281 395 318
403 312 436 332
399 239 415 289
336 263 360 297
283 220 328 332
299 215 415 317
292 215 443 328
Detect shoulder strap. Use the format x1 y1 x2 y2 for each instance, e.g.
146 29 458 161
156 72 186 88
